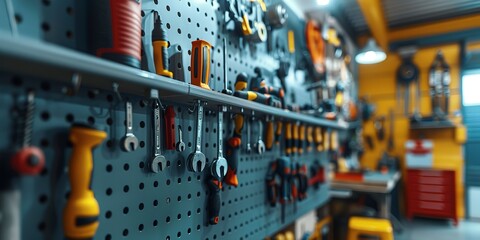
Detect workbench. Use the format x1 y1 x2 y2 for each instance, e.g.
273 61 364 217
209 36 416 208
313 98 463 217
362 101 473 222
330 171 401 218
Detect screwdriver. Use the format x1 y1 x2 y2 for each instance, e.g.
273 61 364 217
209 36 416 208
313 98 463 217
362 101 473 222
265 160 278 207
207 177 222 224
314 126 324 152
191 40 212 90
284 122 293 156
225 74 247 187
152 12 173 78
275 121 283 145
265 116 274 151
63 124 107 240
306 126 313 152
292 122 299 155
298 124 305 155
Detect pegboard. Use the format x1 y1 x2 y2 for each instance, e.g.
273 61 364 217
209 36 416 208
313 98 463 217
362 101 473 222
0 0 336 239
0 73 329 240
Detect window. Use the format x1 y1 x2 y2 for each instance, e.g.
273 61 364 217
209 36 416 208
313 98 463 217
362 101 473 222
463 73 480 106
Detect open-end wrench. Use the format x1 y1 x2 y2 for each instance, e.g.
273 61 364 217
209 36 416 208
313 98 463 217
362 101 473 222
187 100 206 172
246 115 252 154
175 125 186 152
255 117 266 154
121 101 139 152
211 106 228 179
150 95 167 173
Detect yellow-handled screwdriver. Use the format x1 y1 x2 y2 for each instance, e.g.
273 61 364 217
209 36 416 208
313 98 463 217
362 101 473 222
64 124 107 240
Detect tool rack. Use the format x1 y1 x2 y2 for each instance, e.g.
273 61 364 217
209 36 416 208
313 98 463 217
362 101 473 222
0 0 358 239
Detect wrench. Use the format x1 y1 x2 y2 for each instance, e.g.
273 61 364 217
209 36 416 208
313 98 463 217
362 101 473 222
254 118 266 154
187 100 206 172
246 116 252 154
175 125 186 152
211 106 228 180
150 97 167 173
121 101 139 152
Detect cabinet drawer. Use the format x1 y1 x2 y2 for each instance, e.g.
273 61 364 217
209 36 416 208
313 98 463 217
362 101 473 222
416 192 450 202
408 175 452 186
408 184 454 194
417 201 451 212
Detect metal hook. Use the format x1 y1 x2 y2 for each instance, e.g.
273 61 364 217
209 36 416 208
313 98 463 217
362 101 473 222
112 82 123 102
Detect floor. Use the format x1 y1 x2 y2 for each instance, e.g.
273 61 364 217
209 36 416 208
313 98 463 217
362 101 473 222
395 218 480 240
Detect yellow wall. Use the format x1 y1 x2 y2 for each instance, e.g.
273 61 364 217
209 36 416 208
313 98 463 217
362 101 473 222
358 43 465 218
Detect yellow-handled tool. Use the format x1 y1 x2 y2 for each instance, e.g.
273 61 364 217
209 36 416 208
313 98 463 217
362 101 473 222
64 124 107 240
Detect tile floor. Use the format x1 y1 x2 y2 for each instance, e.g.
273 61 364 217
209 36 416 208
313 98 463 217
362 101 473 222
395 218 480 240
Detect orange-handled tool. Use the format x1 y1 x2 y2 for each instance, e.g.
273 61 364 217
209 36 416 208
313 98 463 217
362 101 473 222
265 117 274 151
191 40 211 90
306 126 313 152
314 126 323 152
64 124 107 240
298 124 305 155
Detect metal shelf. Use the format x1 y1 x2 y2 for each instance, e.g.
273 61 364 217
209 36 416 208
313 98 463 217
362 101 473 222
0 34 353 129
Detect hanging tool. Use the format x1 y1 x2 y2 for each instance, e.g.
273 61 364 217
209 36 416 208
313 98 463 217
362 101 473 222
276 61 290 97
309 161 325 189
275 121 283 146
224 0 267 43
63 124 107 240
187 100 206 173
306 20 325 74
121 101 139 152
374 116 386 141
284 122 293 156
377 109 401 172
265 157 291 223
429 51 451 120
175 125 186 152
149 91 168 173
265 116 274 151
10 90 45 175
3 90 45 240
295 163 308 201
221 38 233 95
265 2 288 28
225 73 248 187
254 117 266 154
298 124 305 155
89 0 142 68
152 12 173 78
246 115 252 154
164 106 176 150
314 126 323 152
191 40 211 90
292 122 299 155
396 48 420 118
207 106 229 225
306 126 313 152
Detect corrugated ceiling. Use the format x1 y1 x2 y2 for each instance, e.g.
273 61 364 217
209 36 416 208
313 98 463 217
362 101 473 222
298 0 480 35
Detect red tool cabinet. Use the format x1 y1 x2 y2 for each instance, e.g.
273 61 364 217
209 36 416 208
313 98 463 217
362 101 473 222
406 168 458 225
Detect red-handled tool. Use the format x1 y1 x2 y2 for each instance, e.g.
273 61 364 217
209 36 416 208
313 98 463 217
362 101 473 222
164 106 176 150
90 0 142 68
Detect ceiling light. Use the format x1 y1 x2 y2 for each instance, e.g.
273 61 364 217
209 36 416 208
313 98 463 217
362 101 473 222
355 39 387 64
316 0 330 6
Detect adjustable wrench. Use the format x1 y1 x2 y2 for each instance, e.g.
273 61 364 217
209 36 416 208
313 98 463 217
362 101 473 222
187 100 206 172
121 101 139 152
